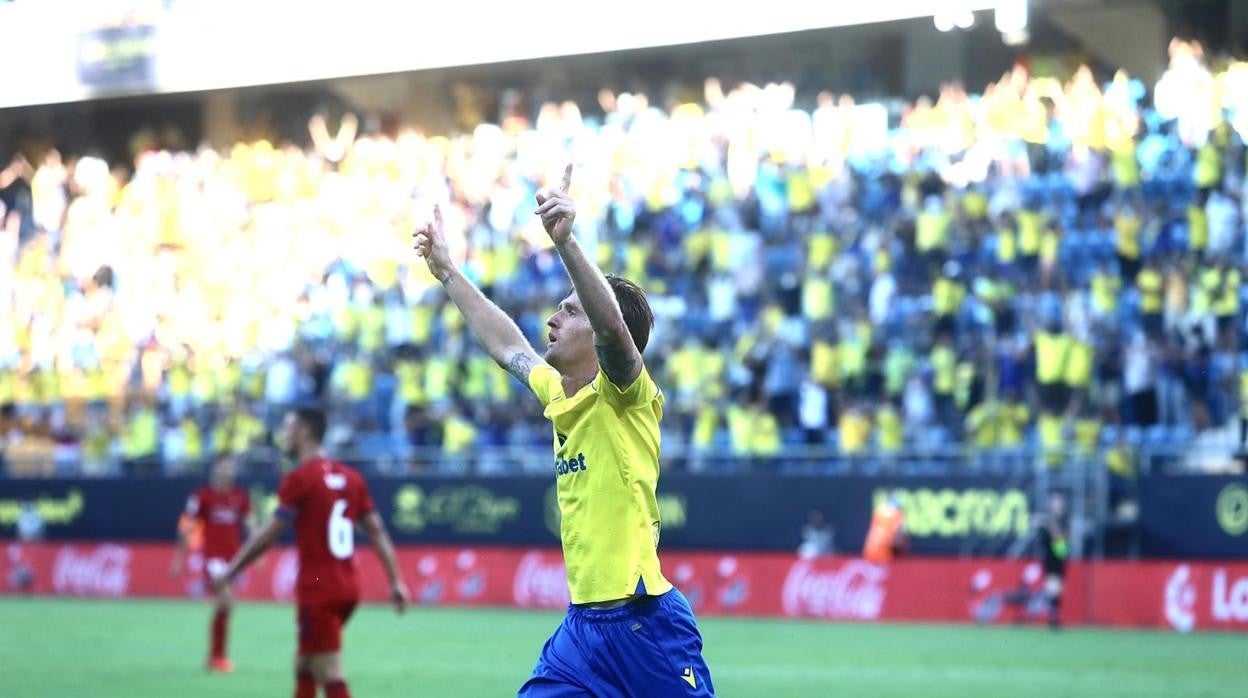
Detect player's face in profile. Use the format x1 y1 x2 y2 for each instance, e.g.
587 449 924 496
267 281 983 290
279 413 300 459
544 292 594 370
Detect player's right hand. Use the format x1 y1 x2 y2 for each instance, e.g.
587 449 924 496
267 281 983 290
169 557 182 578
413 204 454 283
391 581 410 615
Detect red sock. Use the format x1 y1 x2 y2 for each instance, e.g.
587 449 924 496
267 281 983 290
324 680 352 698
210 608 229 659
294 671 316 698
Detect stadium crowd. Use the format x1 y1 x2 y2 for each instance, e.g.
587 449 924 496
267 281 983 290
3 39 1248 476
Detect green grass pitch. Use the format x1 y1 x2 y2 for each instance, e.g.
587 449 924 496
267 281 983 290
0 597 1241 697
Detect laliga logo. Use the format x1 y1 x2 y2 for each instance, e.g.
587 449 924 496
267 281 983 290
271 550 300 601
1212 569 1248 623
781 560 887 620
1164 565 1197 633
53 545 131 597
513 552 569 609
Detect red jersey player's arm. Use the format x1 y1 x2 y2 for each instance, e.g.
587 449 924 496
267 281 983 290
241 490 257 540
215 514 288 590
359 512 409 614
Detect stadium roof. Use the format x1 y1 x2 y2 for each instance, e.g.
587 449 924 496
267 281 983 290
0 0 997 108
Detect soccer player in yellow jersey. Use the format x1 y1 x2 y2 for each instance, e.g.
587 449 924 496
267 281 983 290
415 164 715 697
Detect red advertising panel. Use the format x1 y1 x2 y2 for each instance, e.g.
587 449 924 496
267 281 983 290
3 542 1246 633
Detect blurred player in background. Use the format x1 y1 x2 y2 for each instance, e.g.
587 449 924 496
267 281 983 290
171 455 252 673
416 164 715 696
1037 492 1070 629
214 408 409 698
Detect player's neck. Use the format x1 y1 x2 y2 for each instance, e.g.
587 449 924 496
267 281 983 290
294 445 325 465
560 363 598 397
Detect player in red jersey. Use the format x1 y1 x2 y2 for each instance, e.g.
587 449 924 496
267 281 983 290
171 455 253 673
215 407 408 698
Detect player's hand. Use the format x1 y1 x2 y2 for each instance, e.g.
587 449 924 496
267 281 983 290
535 163 576 246
169 556 183 578
413 204 455 284
390 581 410 615
209 570 231 594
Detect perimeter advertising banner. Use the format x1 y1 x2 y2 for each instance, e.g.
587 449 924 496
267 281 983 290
2 542 1245 633
3 475 1242 558
0 476 1033 556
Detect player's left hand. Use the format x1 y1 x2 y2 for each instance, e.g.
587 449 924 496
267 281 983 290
390 581 410 615
535 163 576 245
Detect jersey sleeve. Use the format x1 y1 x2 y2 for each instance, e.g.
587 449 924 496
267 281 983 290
276 470 309 519
594 365 662 409
528 363 565 407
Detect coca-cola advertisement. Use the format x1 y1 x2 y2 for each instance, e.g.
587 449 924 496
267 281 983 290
52 544 132 597
3 542 1246 633
781 559 888 620
513 551 571 609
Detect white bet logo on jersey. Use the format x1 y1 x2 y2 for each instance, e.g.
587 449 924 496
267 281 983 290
324 473 347 490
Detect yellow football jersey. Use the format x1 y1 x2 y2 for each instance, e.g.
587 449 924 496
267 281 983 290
529 364 673 604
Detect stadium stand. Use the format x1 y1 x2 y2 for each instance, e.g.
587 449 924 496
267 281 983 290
2 39 1248 477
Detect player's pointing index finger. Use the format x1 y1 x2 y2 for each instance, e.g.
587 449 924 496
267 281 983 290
559 163 573 193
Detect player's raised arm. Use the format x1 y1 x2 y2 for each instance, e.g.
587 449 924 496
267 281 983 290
213 514 287 591
359 512 409 614
536 163 642 387
413 205 546 386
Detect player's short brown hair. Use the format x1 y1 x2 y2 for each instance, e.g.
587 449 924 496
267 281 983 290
607 275 654 353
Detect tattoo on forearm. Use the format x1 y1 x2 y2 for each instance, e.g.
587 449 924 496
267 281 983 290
596 341 640 385
505 352 537 383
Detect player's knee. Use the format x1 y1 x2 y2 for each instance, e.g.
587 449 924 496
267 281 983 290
309 653 343 684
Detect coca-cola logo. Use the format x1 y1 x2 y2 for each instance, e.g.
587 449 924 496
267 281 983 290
513 552 569 609
781 560 887 620
271 550 300 601
1164 564 1196 633
53 545 131 597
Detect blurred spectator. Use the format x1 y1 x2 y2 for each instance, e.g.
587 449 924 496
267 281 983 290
798 510 834 559
16 501 45 541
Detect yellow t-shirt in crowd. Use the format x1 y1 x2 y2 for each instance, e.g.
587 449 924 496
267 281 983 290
1035 332 1070 384
1137 268 1163 314
1064 341 1093 388
876 405 903 453
838 410 871 454
1018 210 1043 256
1115 213 1141 259
931 345 956 395
1188 205 1208 253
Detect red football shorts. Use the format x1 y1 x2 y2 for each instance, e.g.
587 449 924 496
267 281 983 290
297 600 358 654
